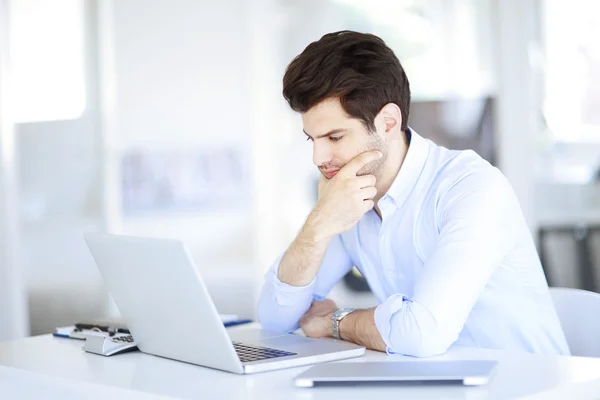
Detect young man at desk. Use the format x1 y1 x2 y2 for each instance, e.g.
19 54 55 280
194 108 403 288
257 31 570 357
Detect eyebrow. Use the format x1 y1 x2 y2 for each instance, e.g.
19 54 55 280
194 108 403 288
303 128 349 139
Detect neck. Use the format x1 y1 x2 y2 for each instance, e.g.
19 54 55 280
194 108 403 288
374 132 409 202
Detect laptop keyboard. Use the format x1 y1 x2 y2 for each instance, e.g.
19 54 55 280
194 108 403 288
232 342 297 363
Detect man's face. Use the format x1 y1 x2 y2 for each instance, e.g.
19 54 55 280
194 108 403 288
302 98 387 179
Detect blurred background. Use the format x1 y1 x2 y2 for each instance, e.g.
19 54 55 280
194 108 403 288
0 0 599 340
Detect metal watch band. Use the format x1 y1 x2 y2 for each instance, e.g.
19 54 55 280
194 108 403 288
332 308 356 340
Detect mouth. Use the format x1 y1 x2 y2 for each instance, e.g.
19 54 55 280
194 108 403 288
322 169 340 179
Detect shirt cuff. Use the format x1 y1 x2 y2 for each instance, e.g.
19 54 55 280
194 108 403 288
374 293 410 354
266 255 317 307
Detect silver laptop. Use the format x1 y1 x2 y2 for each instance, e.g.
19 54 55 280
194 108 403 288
294 360 498 387
83 232 365 374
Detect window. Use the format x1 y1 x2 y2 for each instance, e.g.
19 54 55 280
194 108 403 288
542 0 600 142
329 0 496 100
9 0 85 123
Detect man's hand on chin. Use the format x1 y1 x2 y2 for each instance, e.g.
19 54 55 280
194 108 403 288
299 299 338 338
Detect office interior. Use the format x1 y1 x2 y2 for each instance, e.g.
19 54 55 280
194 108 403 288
0 0 599 342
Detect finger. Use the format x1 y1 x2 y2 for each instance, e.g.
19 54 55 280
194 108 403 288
363 199 375 211
323 298 337 307
311 300 326 309
354 174 376 189
360 186 377 200
339 150 383 177
299 317 309 328
310 300 328 311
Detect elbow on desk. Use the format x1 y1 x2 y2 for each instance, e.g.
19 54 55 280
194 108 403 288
381 302 459 357
387 329 456 358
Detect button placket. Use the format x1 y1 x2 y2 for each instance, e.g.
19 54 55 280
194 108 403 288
378 198 396 288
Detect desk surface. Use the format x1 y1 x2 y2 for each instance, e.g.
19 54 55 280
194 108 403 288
1 324 600 400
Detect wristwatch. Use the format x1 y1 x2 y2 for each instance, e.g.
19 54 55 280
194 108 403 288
332 308 356 340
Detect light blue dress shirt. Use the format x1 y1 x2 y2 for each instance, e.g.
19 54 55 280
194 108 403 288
257 128 570 357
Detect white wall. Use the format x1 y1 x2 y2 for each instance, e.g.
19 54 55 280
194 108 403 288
17 0 269 334
0 0 29 340
99 0 263 318
106 0 253 257
492 0 541 233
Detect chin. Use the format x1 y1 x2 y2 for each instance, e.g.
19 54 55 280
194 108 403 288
357 163 383 177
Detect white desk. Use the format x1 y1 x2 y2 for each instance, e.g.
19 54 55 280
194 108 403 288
1 324 600 400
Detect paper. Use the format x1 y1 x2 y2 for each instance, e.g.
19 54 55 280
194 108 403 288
54 314 242 340
53 326 113 340
219 314 240 324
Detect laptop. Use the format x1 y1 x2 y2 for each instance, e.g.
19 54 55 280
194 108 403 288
294 360 498 387
83 232 366 374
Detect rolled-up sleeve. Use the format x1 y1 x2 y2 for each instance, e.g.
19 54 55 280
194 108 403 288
256 235 353 332
374 169 518 357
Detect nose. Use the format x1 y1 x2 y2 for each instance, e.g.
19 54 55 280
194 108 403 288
312 141 333 168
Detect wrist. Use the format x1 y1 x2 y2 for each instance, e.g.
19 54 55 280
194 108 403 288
303 210 333 244
325 312 334 338
332 308 356 340
339 313 352 341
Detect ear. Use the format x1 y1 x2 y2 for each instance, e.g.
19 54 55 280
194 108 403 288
378 103 402 135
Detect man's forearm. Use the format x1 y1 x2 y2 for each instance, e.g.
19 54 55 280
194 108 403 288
339 308 387 352
277 212 331 286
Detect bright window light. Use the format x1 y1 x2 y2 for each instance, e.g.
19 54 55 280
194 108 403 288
542 0 600 142
9 0 86 123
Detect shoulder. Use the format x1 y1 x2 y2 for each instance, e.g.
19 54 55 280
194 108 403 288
425 146 518 224
428 145 510 197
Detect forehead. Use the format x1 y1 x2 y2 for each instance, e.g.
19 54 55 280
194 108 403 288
301 98 361 136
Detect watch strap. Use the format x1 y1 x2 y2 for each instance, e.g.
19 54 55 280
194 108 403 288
332 307 356 340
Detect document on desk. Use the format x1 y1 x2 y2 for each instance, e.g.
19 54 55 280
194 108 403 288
54 314 252 340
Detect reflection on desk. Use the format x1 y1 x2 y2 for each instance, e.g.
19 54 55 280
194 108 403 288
0 365 172 400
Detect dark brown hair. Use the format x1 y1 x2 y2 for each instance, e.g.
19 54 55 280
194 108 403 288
283 30 410 132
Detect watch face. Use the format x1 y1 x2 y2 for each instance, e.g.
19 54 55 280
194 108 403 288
335 308 355 320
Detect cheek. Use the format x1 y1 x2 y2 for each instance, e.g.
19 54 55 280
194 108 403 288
343 137 367 157
333 147 357 167
320 136 370 167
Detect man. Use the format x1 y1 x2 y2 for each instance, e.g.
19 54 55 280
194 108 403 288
257 31 569 357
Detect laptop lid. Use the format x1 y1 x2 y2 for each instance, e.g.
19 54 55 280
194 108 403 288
83 232 244 374
294 360 498 387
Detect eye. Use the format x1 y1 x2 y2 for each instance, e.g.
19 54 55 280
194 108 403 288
329 136 342 142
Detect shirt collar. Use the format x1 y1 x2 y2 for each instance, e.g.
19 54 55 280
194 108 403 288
384 127 430 210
